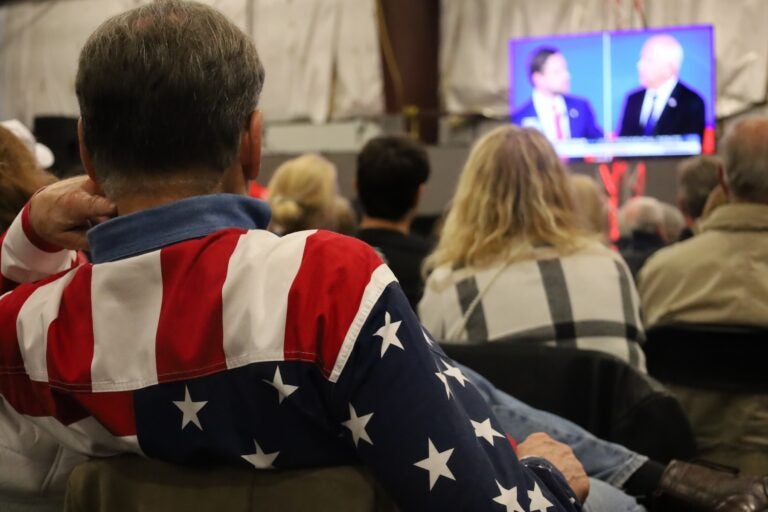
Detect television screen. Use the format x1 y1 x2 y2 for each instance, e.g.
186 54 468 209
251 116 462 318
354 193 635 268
509 25 715 159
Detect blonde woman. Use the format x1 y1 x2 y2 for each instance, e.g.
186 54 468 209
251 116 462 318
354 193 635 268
419 125 646 371
267 153 339 235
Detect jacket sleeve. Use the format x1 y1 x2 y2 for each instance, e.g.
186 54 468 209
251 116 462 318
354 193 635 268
0 202 78 293
330 274 582 511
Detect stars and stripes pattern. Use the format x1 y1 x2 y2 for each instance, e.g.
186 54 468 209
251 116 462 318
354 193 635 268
0 202 581 511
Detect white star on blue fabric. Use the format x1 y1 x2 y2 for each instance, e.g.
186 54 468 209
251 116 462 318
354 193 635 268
471 418 505 445
493 481 525 512
422 328 435 346
374 311 404 357
241 440 280 469
263 366 298 404
528 482 554 511
172 386 207 431
413 438 456 491
343 404 374 447
435 370 453 398
442 360 469 386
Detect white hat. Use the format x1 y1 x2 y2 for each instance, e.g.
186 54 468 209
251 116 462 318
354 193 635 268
0 119 55 169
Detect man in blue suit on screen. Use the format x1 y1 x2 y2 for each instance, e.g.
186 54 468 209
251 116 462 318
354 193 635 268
618 34 705 139
511 47 603 140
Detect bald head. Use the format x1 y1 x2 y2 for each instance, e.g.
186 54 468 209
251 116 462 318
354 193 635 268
723 117 768 204
638 35 683 89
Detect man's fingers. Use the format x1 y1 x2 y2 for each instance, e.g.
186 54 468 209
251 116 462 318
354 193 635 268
55 231 90 252
73 191 116 219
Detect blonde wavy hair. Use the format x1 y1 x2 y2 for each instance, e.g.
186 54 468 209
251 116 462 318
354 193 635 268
0 126 55 231
424 125 589 273
267 153 338 234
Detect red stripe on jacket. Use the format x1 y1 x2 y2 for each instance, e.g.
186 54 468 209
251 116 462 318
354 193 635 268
155 229 244 382
284 231 383 376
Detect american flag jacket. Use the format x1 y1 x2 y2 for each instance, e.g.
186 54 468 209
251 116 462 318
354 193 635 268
0 194 582 511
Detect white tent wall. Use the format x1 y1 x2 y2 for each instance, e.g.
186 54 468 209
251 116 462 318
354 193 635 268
441 0 768 120
0 0 384 127
0 0 134 125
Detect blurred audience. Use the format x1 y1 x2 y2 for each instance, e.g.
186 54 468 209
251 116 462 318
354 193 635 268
266 153 339 235
675 155 721 240
569 174 610 244
354 135 433 309
616 196 667 278
0 124 56 231
419 125 646 370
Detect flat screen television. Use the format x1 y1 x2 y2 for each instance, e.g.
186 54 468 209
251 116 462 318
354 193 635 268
509 25 715 159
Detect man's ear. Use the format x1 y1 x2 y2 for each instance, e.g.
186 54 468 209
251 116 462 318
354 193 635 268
77 118 98 184
240 110 263 180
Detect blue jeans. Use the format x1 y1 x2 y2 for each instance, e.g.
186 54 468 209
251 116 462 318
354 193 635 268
460 364 648 511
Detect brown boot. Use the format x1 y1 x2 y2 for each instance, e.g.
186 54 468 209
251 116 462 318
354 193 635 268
654 460 768 511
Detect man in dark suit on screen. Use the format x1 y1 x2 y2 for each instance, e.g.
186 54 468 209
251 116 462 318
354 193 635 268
618 34 705 139
511 47 603 140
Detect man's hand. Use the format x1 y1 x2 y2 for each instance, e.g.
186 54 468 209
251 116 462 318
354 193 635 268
517 432 590 504
29 176 116 251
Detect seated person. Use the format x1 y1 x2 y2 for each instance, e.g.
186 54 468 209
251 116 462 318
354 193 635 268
354 135 434 309
419 125 646 372
266 153 340 234
616 197 668 279
511 47 603 140
0 3 588 511
639 117 768 329
675 155 722 240
638 118 768 475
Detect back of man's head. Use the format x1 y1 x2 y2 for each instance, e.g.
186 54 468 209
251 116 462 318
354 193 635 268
76 0 264 196
356 135 430 222
618 196 664 237
676 155 721 220
722 117 768 204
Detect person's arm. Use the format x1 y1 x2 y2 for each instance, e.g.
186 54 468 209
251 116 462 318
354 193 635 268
327 256 586 511
0 176 115 293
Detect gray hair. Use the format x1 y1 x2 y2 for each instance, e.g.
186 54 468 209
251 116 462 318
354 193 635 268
618 196 664 236
76 0 265 196
676 155 721 219
722 117 768 203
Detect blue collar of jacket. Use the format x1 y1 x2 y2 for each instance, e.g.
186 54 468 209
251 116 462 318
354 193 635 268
87 194 272 263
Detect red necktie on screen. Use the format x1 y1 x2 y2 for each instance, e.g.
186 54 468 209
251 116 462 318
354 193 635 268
553 103 563 140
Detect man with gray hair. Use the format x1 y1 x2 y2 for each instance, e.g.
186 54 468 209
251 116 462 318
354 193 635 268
618 34 705 138
639 117 768 328
638 117 768 476
617 196 667 278
0 1 593 510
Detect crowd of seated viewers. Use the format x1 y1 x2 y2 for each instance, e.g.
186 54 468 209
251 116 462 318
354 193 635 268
1 2 768 511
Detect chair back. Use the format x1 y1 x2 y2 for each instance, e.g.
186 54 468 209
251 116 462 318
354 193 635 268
441 341 697 463
645 324 768 393
64 456 396 512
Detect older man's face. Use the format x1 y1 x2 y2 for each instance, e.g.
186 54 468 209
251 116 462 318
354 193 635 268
637 39 676 89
